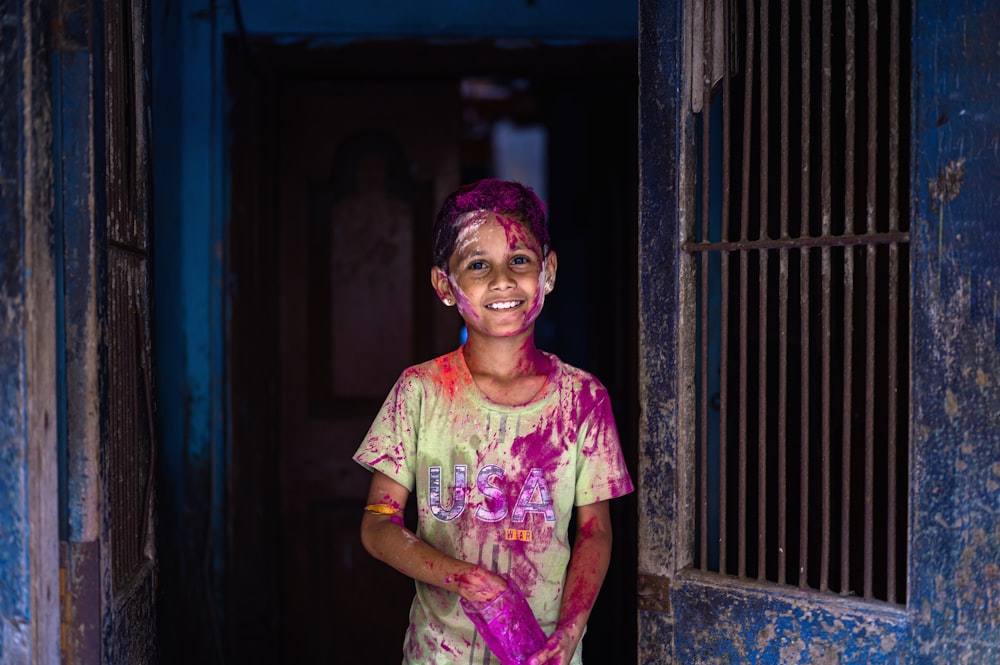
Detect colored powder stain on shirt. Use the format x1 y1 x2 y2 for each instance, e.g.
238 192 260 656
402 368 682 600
509 426 568 479
428 353 471 398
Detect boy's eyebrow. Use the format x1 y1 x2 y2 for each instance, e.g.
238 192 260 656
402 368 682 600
458 243 536 262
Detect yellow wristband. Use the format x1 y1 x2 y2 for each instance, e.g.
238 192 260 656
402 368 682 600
365 503 400 515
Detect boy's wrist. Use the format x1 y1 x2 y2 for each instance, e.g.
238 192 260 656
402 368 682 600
451 565 506 603
554 618 585 645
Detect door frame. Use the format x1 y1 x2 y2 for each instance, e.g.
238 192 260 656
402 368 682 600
225 37 640 662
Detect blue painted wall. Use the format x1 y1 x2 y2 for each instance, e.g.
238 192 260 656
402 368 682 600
0 0 31 655
233 0 636 41
0 0 59 660
636 0 684 660
909 0 1000 661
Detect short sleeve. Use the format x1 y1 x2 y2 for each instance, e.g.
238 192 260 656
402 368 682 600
573 385 635 506
352 370 423 492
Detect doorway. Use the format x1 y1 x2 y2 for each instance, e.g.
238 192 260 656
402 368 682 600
227 38 638 664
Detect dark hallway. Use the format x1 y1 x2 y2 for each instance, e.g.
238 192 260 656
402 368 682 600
156 24 639 665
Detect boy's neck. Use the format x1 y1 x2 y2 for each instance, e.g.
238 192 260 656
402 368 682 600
462 332 551 405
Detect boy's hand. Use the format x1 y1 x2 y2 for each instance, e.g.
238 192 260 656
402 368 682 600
526 628 576 665
452 565 508 604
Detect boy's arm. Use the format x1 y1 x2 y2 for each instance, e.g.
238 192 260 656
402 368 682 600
528 500 613 665
360 470 507 603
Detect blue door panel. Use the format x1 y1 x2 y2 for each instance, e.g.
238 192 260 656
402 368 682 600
674 575 907 664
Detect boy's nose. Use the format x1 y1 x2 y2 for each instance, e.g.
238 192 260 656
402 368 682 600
489 265 517 289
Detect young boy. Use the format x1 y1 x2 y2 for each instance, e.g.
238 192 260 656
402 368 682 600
354 179 633 665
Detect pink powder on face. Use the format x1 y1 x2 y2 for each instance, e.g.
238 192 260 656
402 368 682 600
519 269 547 327
444 212 551 338
453 212 489 258
449 278 481 325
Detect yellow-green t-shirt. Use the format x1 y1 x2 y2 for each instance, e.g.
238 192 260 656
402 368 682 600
354 346 634 665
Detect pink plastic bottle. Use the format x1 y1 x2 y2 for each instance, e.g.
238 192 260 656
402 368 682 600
460 574 547 665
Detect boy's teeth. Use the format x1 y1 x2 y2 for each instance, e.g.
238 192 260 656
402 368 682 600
488 301 519 310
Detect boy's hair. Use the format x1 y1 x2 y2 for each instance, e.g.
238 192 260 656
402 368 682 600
432 178 549 271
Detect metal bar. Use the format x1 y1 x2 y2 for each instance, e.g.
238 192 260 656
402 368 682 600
737 0 756 580
798 0 812 590
841 0 857 596
887 241 900 601
886 0 902 605
739 262 748 578
864 0 879 601
740 0 756 246
758 247 768 581
777 0 791 586
698 0 713 570
845 0 857 238
720 255 730 575
721 0 733 247
699 249 709 570
841 247 855 595
819 0 833 594
864 244 876 600
682 230 910 253
756 0 770 581
718 0 734 577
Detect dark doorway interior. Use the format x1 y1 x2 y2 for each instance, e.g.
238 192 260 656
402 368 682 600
226 38 638 665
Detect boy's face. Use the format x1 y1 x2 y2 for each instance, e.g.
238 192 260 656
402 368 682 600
431 211 556 340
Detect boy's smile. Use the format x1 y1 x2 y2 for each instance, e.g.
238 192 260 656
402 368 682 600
432 212 557 340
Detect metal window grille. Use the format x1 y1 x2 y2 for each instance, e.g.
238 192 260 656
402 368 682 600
686 0 909 603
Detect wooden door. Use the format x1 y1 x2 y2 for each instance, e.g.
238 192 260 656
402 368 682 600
58 0 159 661
276 77 462 664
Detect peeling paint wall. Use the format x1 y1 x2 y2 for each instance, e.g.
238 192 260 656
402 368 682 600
637 0 687 661
0 0 61 663
673 573 908 664
909 0 1000 661
2 0 160 662
0 0 31 659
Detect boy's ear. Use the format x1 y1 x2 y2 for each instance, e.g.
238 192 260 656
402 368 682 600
430 267 456 306
543 251 558 294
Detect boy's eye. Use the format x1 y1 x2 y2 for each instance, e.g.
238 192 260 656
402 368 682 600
468 260 488 271
510 256 530 266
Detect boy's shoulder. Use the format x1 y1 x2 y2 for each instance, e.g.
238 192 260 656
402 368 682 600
394 349 472 395
543 352 610 395
401 349 462 377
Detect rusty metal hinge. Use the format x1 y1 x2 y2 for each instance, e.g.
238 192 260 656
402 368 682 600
637 573 672 614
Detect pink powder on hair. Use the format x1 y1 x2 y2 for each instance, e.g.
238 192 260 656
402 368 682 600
492 214 542 255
